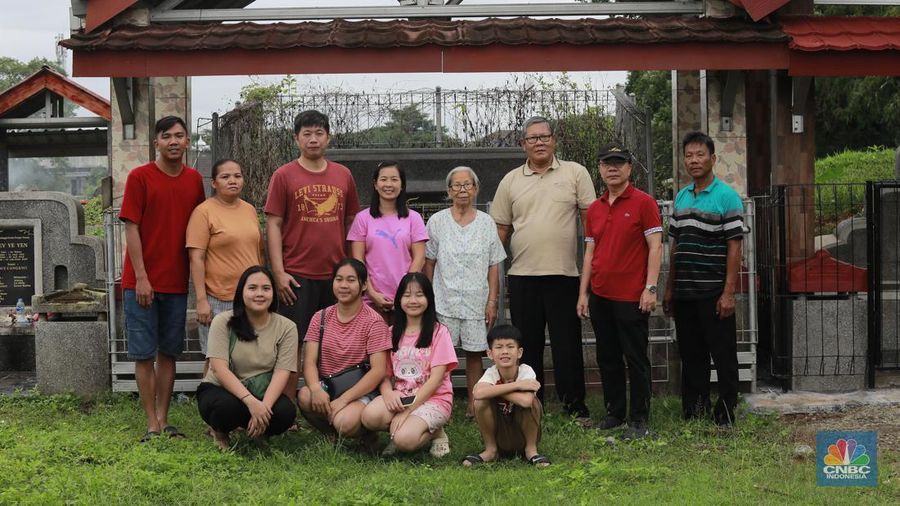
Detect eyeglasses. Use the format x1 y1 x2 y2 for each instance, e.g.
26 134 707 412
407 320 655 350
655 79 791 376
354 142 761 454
523 135 553 145
449 182 475 192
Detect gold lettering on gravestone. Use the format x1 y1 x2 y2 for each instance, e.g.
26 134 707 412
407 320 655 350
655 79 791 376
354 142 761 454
0 228 36 306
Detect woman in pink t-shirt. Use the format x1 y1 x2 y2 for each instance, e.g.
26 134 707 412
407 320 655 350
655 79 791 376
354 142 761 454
361 272 458 457
348 162 428 321
298 258 391 442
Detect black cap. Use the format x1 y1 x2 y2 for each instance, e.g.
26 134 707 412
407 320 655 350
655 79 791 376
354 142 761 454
597 143 632 162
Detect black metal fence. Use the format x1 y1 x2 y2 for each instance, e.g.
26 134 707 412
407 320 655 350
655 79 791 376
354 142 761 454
755 183 871 389
867 181 900 375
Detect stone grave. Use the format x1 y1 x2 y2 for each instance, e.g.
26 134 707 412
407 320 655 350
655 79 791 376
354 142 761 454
0 191 107 394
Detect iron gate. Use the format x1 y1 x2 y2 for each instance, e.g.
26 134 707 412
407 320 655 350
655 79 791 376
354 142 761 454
866 181 900 382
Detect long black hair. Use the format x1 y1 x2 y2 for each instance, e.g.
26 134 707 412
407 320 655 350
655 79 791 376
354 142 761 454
369 161 409 219
391 272 437 351
332 258 368 299
228 265 279 342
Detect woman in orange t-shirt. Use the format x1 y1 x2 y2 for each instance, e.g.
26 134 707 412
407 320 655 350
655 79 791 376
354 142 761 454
187 159 264 359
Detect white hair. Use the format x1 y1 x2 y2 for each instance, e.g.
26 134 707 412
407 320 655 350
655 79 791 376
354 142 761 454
445 166 480 188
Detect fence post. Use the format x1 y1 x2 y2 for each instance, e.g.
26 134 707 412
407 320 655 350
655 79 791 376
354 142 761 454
434 86 443 147
865 181 880 388
211 112 219 161
644 107 654 198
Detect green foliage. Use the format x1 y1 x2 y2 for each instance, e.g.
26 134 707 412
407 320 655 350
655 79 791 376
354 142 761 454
626 71 673 198
82 196 105 238
813 147 895 224
0 392 896 504
816 77 900 158
239 75 298 105
0 56 65 93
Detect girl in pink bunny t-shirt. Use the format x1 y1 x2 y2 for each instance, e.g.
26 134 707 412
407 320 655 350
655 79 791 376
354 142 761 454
361 272 458 457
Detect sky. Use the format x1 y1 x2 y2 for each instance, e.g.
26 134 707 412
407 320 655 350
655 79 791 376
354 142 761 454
1 0 627 125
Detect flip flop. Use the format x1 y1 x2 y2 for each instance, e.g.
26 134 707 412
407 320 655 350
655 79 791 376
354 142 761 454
526 454 552 467
461 454 485 467
162 425 186 438
139 430 160 443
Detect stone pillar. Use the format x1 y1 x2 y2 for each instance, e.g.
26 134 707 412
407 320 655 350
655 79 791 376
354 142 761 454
109 76 191 205
706 71 748 197
672 70 702 194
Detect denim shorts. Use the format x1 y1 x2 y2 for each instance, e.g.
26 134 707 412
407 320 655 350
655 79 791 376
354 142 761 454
124 289 187 360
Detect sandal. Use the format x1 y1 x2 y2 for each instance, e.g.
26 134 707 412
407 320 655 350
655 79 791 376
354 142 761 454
429 429 450 458
162 425 186 438
461 454 485 467
526 454 552 467
139 430 160 443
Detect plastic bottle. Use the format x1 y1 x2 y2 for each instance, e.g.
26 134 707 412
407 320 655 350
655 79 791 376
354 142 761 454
15 298 26 325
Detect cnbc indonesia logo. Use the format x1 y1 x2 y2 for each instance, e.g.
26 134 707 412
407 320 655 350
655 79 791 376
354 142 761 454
817 432 877 487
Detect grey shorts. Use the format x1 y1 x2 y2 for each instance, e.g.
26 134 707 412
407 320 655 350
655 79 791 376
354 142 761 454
438 313 488 352
197 294 233 355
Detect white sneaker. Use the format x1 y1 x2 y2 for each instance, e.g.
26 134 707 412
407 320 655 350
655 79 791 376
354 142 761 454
429 428 450 458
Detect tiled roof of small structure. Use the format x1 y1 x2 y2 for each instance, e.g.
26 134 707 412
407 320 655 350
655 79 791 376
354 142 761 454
781 16 900 52
60 16 789 51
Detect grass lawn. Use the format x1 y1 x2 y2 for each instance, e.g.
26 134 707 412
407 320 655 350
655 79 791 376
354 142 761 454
0 392 896 505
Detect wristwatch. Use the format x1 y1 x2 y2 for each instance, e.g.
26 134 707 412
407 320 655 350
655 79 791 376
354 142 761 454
645 284 657 294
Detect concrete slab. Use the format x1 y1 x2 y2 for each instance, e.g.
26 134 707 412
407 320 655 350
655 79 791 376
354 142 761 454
745 388 900 415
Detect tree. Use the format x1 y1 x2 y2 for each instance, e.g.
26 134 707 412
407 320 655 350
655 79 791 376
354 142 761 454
333 104 451 148
0 56 66 93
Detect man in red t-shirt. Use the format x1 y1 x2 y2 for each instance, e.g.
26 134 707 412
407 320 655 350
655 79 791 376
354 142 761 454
576 143 663 440
264 110 361 399
119 116 205 442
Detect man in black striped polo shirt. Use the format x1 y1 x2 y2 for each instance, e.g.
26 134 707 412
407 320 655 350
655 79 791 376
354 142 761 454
663 131 744 426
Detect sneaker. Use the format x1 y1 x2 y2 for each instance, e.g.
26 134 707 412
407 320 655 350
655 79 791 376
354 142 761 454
429 428 450 458
622 421 651 441
595 415 626 431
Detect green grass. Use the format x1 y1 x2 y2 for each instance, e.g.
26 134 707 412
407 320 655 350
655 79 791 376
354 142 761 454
0 392 896 505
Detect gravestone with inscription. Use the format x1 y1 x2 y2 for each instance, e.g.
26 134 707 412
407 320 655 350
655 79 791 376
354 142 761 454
0 192 106 381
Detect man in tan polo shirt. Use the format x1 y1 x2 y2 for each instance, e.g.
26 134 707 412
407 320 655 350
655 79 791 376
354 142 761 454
491 116 596 426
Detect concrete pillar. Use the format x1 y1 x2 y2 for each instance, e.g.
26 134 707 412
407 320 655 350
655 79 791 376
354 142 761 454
706 71 749 197
671 70 702 194
109 76 191 205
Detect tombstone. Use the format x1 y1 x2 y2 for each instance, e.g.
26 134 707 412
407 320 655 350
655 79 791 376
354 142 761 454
0 191 106 392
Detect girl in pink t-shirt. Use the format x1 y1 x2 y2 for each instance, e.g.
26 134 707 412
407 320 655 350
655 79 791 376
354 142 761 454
361 272 458 457
348 162 428 321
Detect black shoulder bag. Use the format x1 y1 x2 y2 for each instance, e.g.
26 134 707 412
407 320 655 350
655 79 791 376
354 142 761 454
316 308 371 400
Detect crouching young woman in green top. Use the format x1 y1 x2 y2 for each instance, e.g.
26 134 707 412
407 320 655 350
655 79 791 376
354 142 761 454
196 265 298 449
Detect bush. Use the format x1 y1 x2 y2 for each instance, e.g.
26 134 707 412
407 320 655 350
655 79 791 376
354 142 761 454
813 147 896 224
82 196 104 238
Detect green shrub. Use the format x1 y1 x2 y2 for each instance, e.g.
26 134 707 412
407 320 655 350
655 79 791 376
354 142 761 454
813 147 895 224
82 196 105 238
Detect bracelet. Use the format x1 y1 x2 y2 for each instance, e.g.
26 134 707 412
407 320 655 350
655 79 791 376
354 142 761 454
240 393 251 401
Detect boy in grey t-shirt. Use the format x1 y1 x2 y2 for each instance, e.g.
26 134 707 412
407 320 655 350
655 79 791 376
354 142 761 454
462 325 550 467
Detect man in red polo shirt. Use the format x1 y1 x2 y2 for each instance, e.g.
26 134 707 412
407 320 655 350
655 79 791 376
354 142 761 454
576 143 662 440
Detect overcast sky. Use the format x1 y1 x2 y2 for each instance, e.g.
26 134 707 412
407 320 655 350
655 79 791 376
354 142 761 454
2 0 626 125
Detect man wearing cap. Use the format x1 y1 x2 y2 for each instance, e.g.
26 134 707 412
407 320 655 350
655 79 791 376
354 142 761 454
663 131 743 426
491 116 596 426
577 143 662 440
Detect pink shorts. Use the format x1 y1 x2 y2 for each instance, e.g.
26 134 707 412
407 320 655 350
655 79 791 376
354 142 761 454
410 398 452 433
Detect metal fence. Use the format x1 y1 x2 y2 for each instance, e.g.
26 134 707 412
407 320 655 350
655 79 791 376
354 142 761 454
754 184 869 388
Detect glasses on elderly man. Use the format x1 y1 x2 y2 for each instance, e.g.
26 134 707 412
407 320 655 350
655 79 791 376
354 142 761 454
523 134 553 145
450 182 475 192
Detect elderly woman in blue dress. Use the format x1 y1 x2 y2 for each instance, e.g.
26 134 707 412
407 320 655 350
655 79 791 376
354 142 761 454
424 166 506 418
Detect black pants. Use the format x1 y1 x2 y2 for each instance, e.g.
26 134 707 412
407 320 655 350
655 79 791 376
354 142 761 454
673 296 739 424
508 275 588 416
196 382 297 436
589 294 651 423
278 275 336 342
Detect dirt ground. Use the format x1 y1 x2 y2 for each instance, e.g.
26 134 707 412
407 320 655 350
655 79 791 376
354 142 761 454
784 404 900 453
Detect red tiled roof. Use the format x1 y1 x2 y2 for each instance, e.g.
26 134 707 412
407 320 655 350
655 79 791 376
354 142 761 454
0 66 111 120
60 16 788 51
728 0 791 22
781 16 900 52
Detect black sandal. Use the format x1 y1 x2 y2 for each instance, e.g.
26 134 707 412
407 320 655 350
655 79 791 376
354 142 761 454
139 430 160 443
526 454 552 467
162 425 186 438
461 454 485 467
